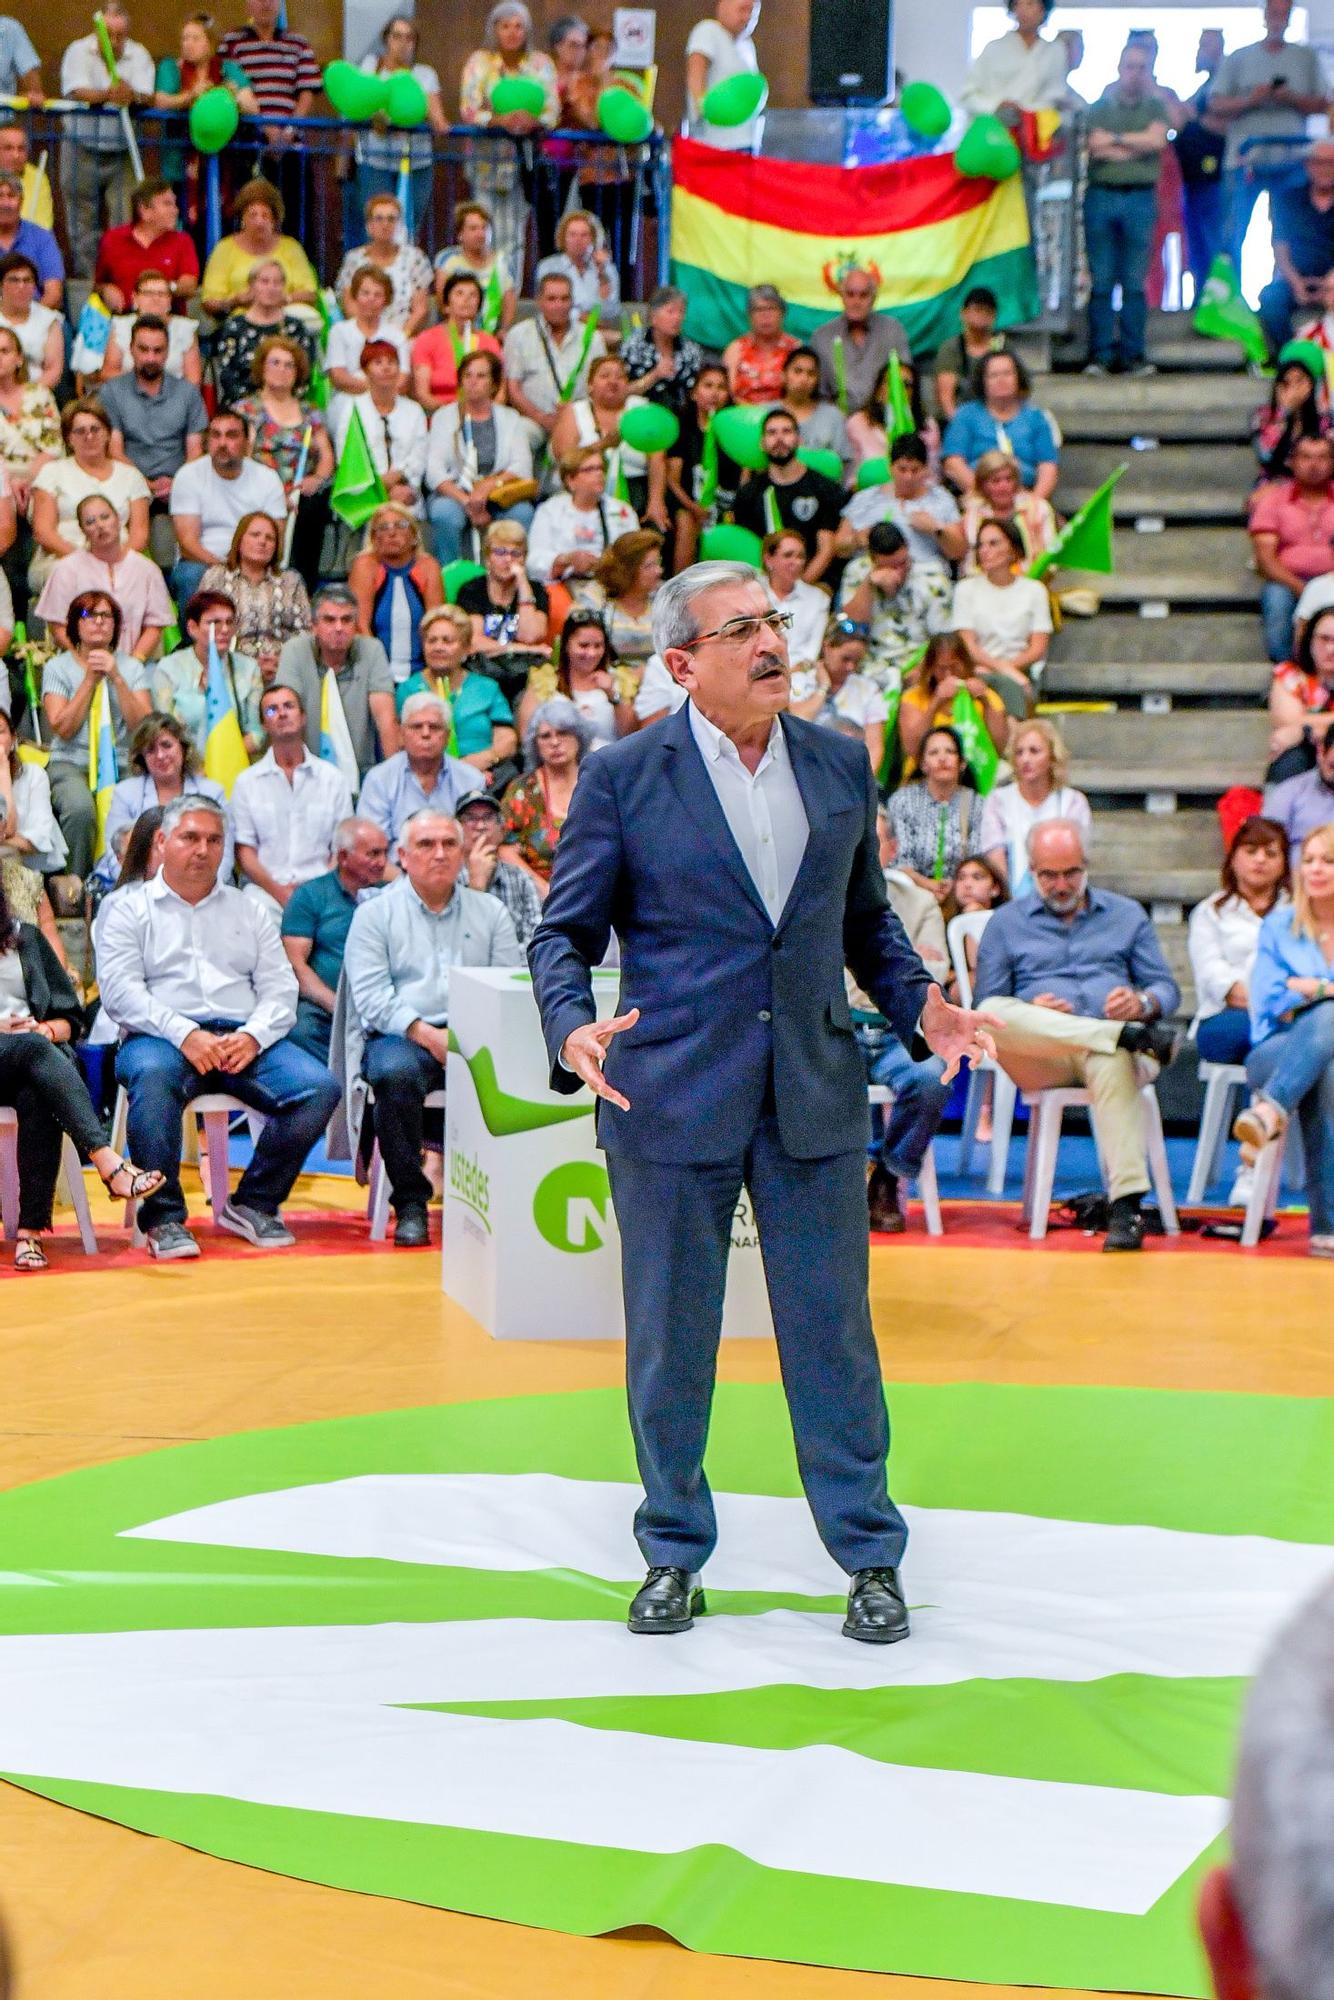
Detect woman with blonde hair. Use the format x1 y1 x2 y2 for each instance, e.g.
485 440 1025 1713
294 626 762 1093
535 207 620 321
347 503 444 684
1237 822 1334 1253
209 258 319 410
233 334 334 591
960 449 1059 572
581 528 663 668
396 604 519 784
199 510 312 679
459 1 560 280
978 715 1091 894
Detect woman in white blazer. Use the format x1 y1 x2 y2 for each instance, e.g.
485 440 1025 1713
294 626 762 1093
425 350 535 568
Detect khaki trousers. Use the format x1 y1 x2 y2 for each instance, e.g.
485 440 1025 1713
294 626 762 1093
984 996 1150 1200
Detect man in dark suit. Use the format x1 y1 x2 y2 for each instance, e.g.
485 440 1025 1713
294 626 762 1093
529 560 996 1644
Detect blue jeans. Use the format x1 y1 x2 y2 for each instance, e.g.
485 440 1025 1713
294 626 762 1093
1084 182 1157 368
116 1023 340 1233
1182 176 1225 298
362 1031 444 1212
425 494 534 568
1260 579 1299 664
1197 1006 1252 1066
1224 162 1303 277
1246 1000 1334 1234
1258 274 1305 359
170 557 208 612
861 1030 949 1178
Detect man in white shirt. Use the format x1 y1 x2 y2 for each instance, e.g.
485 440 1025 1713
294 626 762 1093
343 807 523 1245
99 794 341 1260
960 0 1067 117
232 684 354 913
169 407 287 609
58 1 155 275
358 692 484 859
684 0 762 151
838 433 965 574
503 273 606 454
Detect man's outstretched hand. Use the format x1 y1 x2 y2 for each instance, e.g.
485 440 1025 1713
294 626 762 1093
561 1009 641 1111
920 983 1002 1086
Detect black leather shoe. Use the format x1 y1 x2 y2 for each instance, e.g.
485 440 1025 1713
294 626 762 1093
867 1164 906 1233
1116 1019 1179 1068
628 1566 705 1634
843 1566 910 1644
1103 1197 1145 1252
394 1203 430 1247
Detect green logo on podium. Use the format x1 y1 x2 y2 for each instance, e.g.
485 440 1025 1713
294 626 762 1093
532 1161 613 1252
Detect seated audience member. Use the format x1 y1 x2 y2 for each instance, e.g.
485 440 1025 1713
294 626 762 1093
837 522 952 691
41 590 153 880
633 651 687 728
810 263 910 414
105 712 232 880
358 691 484 856
959 449 1060 571
334 192 432 335
722 284 798 405
887 724 982 909
1250 432 1334 665
846 359 940 477
581 530 663 669
0 706 67 891
457 789 542 943
0 124 50 232
333 340 429 518
100 795 341 1260
503 272 605 454
433 199 516 336
94 177 197 314
762 529 830 670
99 315 208 533
29 398 150 595
102 271 202 387
154 590 263 758
941 353 1060 501
455 521 550 689
0 867 163 1272
979 716 1091 892
666 361 744 571
731 408 842 585
199 510 312 676
974 818 1180 1252
1258 136 1334 357
278 584 400 782
952 852 1010 986
897 631 1009 785
877 809 951 977
0 324 58 523
34 494 172 660
0 253 61 390
789 620 888 771
1269 603 1334 779
620 285 704 413
1266 726 1334 865
501 696 591 886
199 179 318 322
1236 822 1334 1255
778 344 853 472
549 354 666 527
342 808 523 1244
932 285 1013 423
952 519 1053 718
1294 264 1334 354
396 605 518 781
348 504 443 686
326 265 411 403
234 334 334 593
169 408 286 607
527 446 638 591
425 351 535 567
857 942 950 1229
209 259 319 411
0 171 63 311
1250 357 1329 486
535 208 621 322
838 432 965 572
518 608 634 750
232 684 354 911
281 816 390 1062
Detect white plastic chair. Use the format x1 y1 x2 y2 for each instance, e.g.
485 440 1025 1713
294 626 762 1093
1240 1126 1290 1247
1019 1081 1181 1241
946 909 1017 1193
1186 1061 1249 1205
111 1086 267 1242
867 1083 943 1236
364 1087 447 1242
0 1108 99 1254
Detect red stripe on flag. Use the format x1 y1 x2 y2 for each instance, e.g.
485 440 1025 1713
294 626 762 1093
671 135 991 237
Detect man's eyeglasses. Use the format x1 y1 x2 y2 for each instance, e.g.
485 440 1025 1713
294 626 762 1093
680 609 794 651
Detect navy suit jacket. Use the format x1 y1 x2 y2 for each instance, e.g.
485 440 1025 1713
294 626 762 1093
528 702 935 1164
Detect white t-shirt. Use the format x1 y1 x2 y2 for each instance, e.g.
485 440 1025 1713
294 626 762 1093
685 17 760 151
951 574 1053 663
790 667 889 729
0 303 58 376
169 456 288 561
31 456 151 550
108 313 199 377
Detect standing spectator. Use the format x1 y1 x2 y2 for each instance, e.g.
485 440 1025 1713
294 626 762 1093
457 790 543 943
789 621 888 772
412 272 503 416
100 317 207 564
199 181 318 323
0 173 63 310
620 286 705 414
153 590 263 757
959 449 1059 570
348 504 444 685
218 0 321 227
501 695 589 885
425 349 535 566
281 816 390 1062
1250 431 1334 664
540 14 591 247
837 521 952 691
731 408 842 584
0 124 49 230
358 691 484 857
234 334 334 593
941 353 1061 499
536 210 621 324
101 270 202 385
1250 357 1328 486
278 584 400 781
838 432 965 573
433 200 516 337
979 716 1090 892
208 258 318 408
685 0 763 151
103 712 231 880
335 194 432 337
1189 813 1290 1075
503 271 605 454
952 518 1053 717
1259 138 1334 359
232 683 354 912
931 287 1013 424
961 0 1065 117
1210 0 1328 273
169 407 286 607
335 340 430 522
58 1 155 278
723 285 799 405
527 444 637 589
666 360 743 570
778 344 853 473
29 399 150 596
353 18 446 227
810 267 912 418
459 1 560 280
1175 29 1228 301
549 353 664 525
761 529 831 670
1084 43 1171 379
0 19 40 102
94 179 198 314
199 510 311 675
34 493 172 660
0 255 60 391
153 16 259 243
1264 725 1334 864
40 590 153 879
325 266 410 404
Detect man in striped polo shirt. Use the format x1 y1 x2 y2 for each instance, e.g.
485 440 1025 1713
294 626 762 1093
220 0 321 225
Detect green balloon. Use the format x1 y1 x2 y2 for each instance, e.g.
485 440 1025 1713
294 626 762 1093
711 402 770 473
490 74 547 118
385 69 429 127
900 80 952 139
443 559 486 604
856 455 892 491
597 84 653 145
189 85 239 155
701 70 768 127
700 524 764 567
1278 338 1328 385
955 114 1021 181
324 60 389 121
796 445 844 483
618 404 679 454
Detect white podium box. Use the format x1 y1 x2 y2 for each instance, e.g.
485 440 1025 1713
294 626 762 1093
441 967 776 1342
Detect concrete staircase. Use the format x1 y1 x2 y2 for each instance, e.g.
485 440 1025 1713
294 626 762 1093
1036 316 1271 1018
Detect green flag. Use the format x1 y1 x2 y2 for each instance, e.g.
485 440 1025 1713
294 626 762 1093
330 406 387 530
951 687 1000 794
885 350 915 442
1192 254 1270 368
1028 463 1127 581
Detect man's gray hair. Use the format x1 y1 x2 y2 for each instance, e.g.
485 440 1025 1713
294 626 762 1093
1230 1578 1334 2000
312 583 358 616
400 691 452 728
161 793 226 838
400 808 461 844
651 560 761 657
1026 816 1088 862
331 815 383 857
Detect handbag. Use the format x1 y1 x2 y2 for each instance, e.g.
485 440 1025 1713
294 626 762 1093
488 474 540 510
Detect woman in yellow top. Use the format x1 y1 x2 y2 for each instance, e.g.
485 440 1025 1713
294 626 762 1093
199 180 319 323
896 632 1010 782
459 1 560 279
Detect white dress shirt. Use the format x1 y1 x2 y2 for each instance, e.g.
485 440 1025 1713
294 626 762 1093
633 653 688 723
687 701 809 925
230 748 354 888
97 871 298 1050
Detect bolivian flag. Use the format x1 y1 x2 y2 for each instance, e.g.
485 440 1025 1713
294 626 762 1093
670 137 1038 354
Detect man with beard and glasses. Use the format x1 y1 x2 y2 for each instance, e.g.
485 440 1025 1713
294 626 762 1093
731 409 843 585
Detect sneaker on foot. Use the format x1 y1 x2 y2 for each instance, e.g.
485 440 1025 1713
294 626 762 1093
1082 361 1109 375
217 1200 296 1248
1128 361 1158 377
147 1220 200 1261
1226 1164 1256 1209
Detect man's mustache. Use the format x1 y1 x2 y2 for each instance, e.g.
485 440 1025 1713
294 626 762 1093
749 652 789 682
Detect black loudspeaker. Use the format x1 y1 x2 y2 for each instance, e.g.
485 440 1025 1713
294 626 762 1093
809 0 893 107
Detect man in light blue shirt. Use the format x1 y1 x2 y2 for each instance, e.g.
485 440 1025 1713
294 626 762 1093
0 18 42 101
343 806 522 1245
357 692 484 862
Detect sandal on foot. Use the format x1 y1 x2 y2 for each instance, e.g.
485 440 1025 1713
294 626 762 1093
1233 1099 1286 1152
99 1158 167 1203
14 1235 48 1272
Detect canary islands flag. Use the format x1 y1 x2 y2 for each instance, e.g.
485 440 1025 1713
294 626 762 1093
203 631 249 796
87 681 118 859
319 669 361 799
